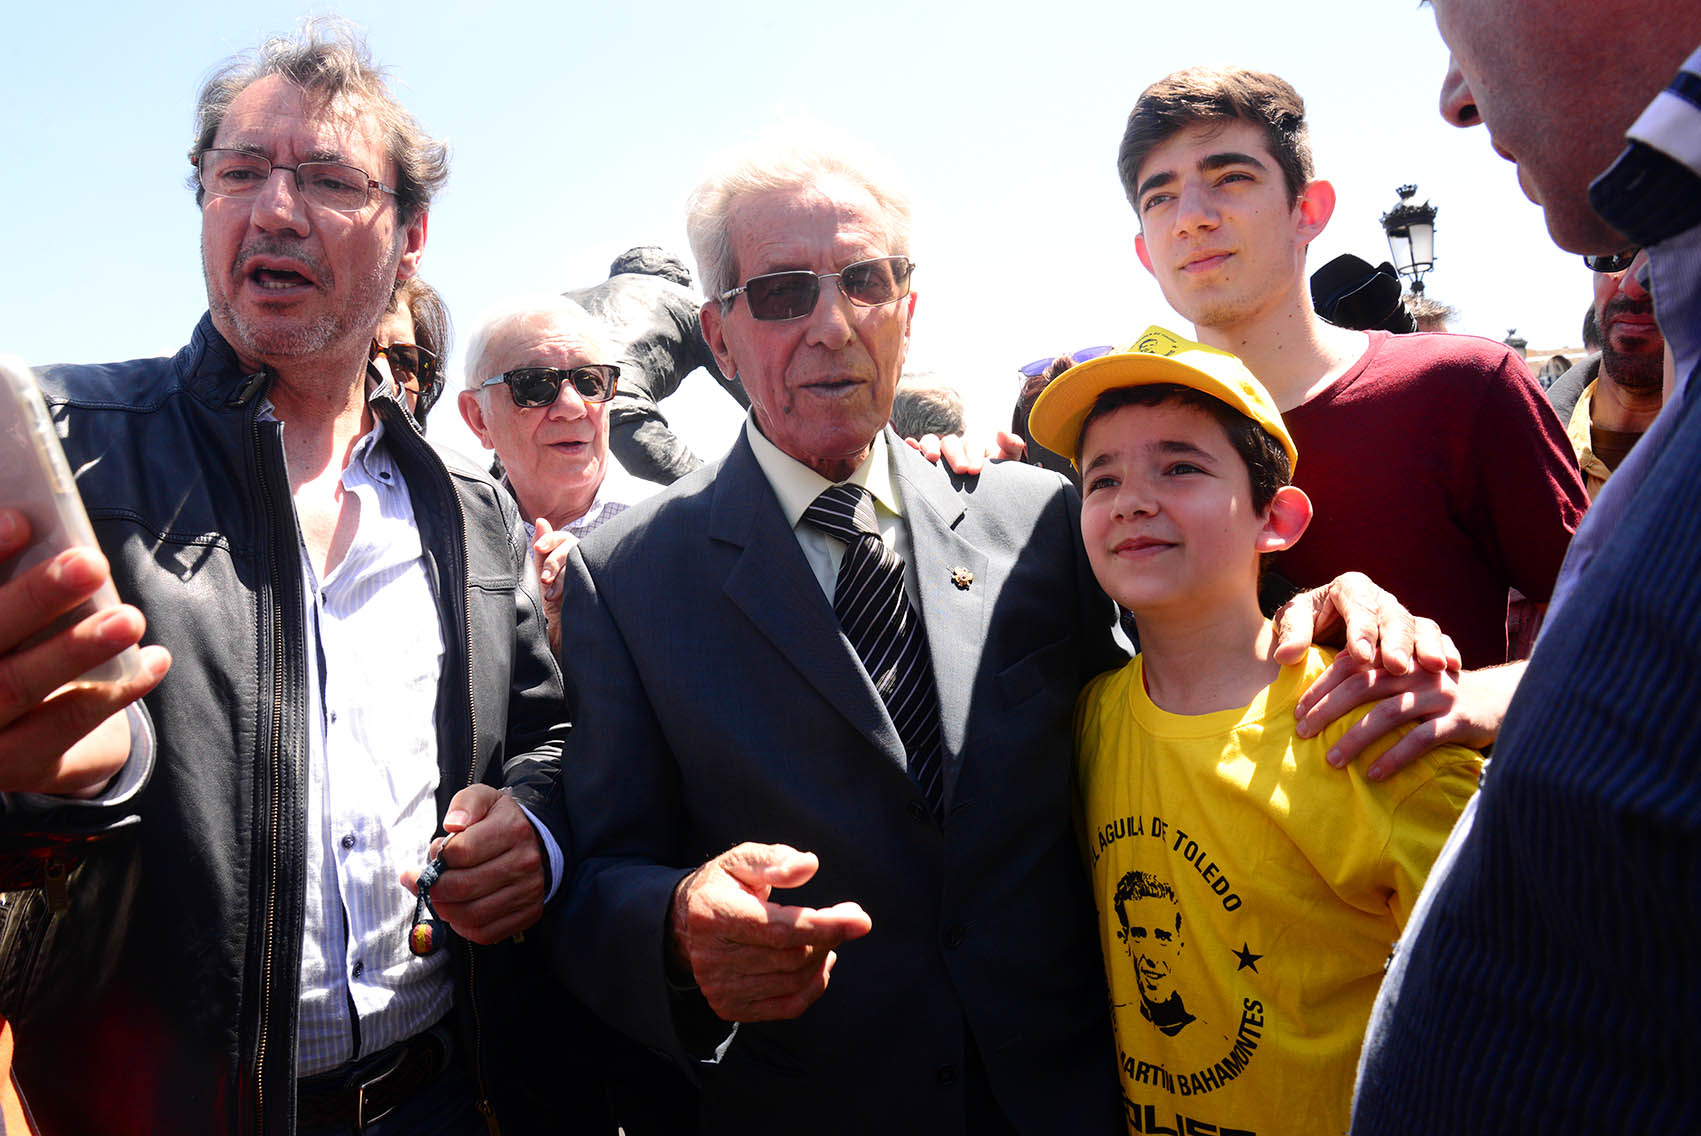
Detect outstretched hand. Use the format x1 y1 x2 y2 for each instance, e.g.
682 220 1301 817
668 842 873 1022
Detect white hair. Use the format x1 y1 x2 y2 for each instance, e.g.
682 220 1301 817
461 295 611 391
685 126 912 305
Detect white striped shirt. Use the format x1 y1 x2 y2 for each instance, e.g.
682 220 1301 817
290 413 453 1075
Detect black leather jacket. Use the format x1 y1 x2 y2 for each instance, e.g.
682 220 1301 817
1 316 568 1135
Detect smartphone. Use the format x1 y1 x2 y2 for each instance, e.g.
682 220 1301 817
0 355 144 684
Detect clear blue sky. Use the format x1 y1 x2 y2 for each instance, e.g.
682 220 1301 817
1 1 1594 460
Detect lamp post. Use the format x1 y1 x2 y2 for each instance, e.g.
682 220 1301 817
1380 184 1438 295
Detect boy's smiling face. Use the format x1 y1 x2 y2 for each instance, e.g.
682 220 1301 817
1079 399 1272 619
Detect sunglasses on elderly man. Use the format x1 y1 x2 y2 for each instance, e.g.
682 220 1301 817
1582 249 1641 274
719 256 915 322
369 340 440 399
479 364 620 408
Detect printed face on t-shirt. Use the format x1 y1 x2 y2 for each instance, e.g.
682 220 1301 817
1121 893 1185 1005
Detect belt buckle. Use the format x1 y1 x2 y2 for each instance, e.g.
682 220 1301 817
355 1081 398 1129
352 1056 405 1132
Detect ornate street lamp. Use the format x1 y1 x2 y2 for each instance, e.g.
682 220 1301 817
1380 184 1438 295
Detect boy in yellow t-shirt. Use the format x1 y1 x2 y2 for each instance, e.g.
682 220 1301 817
1028 327 1480 1136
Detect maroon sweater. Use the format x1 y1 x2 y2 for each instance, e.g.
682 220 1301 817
1275 332 1588 670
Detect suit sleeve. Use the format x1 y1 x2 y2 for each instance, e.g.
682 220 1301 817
546 544 698 1063
492 498 569 832
1057 473 1130 683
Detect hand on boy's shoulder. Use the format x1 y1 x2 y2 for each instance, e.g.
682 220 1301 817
1270 571 1509 781
1294 652 1516 782
1271 571 1459 679
906 430 1028 477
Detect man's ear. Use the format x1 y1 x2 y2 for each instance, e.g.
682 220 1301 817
396 210 428 282
457 389 496 450
1256 485 1312 553
1135 232 1156 277
893 290 918 369
699 301 738 381
1294 180 1335 249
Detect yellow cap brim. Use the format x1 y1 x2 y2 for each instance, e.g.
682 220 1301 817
1026 342 1298 474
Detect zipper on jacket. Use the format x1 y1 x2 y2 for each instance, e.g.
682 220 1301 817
250 413 290 1135
41 859 69 916
394 406 501 1133
446 469 503 1136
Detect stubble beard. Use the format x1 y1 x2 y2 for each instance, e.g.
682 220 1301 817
1601 341 1663 393
1600 299 1665 394
204 233 400 367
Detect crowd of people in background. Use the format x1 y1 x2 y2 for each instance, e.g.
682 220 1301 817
0 2 1696 1133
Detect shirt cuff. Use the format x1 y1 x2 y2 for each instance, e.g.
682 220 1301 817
516 800 564 903
4 701 155 815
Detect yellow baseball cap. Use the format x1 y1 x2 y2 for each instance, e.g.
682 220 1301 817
1027 325 1298 474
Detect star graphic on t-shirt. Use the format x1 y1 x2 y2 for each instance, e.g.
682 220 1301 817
1233 942 1263 972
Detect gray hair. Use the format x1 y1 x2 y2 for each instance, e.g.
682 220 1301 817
685 132 912 305
889 376 967 440
463 296 611 391
1403 293 1458 333
187 17 450 223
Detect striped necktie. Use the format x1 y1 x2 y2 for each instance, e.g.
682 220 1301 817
804 483 945 821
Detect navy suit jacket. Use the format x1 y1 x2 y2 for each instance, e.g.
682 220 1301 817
549 430 1127 1135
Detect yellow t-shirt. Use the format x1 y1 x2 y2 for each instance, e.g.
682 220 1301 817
1075 646 1480 1136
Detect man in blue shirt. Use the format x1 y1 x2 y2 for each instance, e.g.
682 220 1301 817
1352 2 1701 1130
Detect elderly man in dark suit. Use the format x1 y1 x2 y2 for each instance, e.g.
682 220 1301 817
548 138 1445 1136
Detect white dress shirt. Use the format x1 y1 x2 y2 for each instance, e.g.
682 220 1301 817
282 410 561 1074
743 419 918 602
292 414 454 1075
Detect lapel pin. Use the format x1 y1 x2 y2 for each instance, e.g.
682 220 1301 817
951 566 974 591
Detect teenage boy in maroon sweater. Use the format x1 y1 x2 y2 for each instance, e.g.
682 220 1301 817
1118 67 1588 775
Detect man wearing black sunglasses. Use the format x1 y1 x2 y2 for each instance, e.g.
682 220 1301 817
373 276 452 426
546 136 1450 1136
459 296 657 656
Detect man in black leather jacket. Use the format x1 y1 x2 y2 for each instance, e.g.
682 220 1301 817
0 23 573 1136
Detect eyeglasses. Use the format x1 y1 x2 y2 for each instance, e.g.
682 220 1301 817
479 365 620 408
370 340 440 398
719 256 914 321
1583 249 1641 273
195 148 399 213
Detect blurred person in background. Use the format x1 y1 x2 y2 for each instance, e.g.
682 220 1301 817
889 372 967 440
1546 250 1665 498
371 276 452 426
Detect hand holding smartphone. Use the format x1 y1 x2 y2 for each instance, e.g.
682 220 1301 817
0 355 145 685
0 355 173 795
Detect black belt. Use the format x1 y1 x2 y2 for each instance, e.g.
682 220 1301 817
296 1019 452 1132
